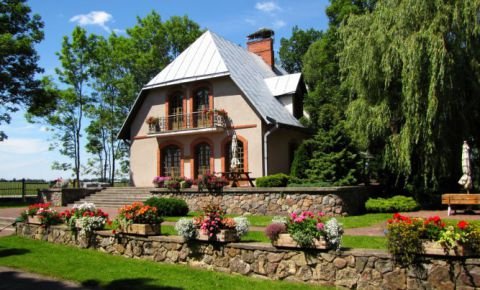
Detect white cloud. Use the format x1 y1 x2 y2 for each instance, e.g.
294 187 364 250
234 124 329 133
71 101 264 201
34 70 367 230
112 28 126 34
70 11 113 32
39 126 49 133
0 138 49 154
273 20 286 28
255 1 281 13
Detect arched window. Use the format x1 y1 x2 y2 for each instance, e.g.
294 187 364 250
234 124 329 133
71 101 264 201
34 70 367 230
194 142 211 177
193 88 211 128
161 145 181 177
225 139 244 172
168 92 183 130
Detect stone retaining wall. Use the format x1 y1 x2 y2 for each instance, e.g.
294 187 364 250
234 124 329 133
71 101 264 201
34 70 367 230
17 223 480 289
152 186 376 216
38 188 100 206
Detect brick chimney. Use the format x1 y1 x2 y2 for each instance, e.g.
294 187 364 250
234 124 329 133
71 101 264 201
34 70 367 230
247 28 274 69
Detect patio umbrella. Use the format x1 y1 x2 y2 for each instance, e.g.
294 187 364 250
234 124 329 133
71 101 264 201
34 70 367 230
230 134 241 171
458 141 472 193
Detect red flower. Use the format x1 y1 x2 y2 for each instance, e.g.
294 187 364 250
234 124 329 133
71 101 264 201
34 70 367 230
458 220 469 230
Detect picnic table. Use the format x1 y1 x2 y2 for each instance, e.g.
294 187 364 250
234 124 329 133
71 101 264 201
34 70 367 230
220 171 255 187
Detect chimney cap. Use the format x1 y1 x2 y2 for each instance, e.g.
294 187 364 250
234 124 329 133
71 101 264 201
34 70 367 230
247 28 274 42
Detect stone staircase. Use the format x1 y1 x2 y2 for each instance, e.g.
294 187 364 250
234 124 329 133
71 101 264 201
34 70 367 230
69 187 155 209
0 217 16 236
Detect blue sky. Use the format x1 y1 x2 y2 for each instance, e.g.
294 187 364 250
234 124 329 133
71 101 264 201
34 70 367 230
0 0 330 181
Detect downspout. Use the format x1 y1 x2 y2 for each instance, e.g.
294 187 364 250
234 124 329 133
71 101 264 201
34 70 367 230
263 119 279 176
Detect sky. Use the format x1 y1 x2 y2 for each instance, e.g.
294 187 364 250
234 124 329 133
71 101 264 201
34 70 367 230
0 0 330 181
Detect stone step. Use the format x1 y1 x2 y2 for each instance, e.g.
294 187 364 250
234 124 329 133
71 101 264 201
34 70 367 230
82 195 152 200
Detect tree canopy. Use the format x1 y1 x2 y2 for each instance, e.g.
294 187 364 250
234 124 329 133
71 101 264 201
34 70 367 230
339 0 480 196
278 26 322 74
0 0 44 140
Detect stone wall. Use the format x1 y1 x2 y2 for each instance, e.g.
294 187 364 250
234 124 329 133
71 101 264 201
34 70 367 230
38 188 100 206
17 223 480 289
151 186 376 216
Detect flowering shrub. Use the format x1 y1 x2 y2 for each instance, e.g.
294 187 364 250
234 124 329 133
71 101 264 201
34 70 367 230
265 211 343 249
22 203 62 226
192 205 246 241
175 218 198 240
195 173 229 192
386 213 480 265
60 202 109 235
152 176 170 188
117 202 163 225
233 217 250 237
265 223 286 241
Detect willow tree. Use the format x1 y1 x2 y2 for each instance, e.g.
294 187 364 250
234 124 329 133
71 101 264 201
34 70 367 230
339 0 480 197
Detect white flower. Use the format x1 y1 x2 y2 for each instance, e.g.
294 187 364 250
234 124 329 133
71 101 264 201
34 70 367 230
324 218 344 250
175 218 197 240
233 217 250 237
73 202 97 212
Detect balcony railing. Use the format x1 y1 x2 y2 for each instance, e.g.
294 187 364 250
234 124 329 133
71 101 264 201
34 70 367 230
148 111 227 134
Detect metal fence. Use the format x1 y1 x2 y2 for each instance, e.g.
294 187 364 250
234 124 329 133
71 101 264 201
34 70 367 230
0 179 49 200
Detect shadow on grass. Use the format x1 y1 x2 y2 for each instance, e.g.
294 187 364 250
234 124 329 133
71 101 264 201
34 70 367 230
83 278 183 290
0 248 30 257
0 270 88 290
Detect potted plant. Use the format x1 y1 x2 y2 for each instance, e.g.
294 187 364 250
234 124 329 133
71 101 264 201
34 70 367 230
214 108 228 117
152 176 170 188
23 203 61 226
386 213 480 265
114 202 163 236
185 205 249 242
145 116 160 132
265 211 343 250
60 202 109 236
195 173 229 193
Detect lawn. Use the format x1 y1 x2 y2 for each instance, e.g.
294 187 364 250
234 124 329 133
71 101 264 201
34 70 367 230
0 236 334 290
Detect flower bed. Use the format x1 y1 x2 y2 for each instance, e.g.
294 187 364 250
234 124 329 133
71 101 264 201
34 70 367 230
60 202 109 235
114 202 163 236
386 213 480 264
175 205 249 242
22 203 61 226
265 211 343 249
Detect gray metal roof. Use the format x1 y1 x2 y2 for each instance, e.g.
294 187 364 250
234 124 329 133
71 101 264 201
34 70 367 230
118 30 303 139
264 73 302 97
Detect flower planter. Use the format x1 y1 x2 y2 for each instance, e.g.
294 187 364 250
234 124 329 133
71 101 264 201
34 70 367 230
423 241 471 256
197 229 239 242
123 223 161 236
27 215 42 225
273 233 329 249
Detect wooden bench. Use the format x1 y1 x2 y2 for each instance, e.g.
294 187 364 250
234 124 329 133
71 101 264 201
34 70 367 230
441 193 480 215
220 171 255 187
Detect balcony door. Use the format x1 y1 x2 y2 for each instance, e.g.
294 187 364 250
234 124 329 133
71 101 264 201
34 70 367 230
169 93 183 130
194 142 211 178
193 88 211 128
161 145 181 177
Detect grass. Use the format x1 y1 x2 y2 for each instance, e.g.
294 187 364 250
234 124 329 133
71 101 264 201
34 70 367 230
0 236 333 290
0 201 31 208
0 181 49 197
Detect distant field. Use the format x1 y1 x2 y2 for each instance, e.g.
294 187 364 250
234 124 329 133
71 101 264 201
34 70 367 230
0 181 49 197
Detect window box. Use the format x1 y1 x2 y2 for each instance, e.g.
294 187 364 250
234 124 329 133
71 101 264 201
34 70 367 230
272 233 329 249
196 229 239 242
123 223 161 236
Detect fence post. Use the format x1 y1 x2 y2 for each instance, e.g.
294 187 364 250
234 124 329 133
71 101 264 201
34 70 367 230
21 178 26 202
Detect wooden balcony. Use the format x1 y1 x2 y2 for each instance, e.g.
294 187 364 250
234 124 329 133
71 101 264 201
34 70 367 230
147 111 227 137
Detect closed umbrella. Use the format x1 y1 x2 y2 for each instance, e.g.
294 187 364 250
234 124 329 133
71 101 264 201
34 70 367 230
230 134 241 171
458 141 472 194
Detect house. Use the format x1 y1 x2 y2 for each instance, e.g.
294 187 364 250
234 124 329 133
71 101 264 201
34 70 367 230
118 28 309 187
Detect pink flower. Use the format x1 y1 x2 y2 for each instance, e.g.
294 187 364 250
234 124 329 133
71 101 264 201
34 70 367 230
291 212 297 219
316 223 324 231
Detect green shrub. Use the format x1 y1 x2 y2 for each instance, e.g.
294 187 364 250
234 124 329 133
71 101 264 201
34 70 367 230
287 177 333 187
365 195 420 213
144 197 189 216
256 173 290 187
